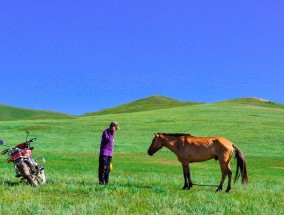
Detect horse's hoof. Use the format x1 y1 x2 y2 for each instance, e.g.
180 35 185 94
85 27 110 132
182 185 190 190
225 187 231 192
216 187 222 192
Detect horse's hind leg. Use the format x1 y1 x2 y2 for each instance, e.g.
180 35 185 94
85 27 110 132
216 162 227 192
225 163 232 192
225 150 234 192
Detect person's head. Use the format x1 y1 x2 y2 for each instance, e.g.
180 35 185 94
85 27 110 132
109 121 120 132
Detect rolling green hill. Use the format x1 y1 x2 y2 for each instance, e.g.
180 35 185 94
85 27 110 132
0 104 73 121
1 96 283 121
82 95 203 116
217 97 284 109
83 96 284 116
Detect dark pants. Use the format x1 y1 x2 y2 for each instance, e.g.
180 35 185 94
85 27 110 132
98 155 112 185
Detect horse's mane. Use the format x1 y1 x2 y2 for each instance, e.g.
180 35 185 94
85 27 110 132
159 133 192 137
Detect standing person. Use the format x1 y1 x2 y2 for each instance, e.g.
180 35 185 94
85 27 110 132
98 121 119 185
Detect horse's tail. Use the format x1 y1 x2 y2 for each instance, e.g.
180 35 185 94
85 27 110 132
233 145 248 184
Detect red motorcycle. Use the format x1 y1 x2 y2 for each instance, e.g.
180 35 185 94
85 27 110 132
0 131 46 186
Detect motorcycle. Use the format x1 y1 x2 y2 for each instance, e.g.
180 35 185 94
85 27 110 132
0 131 46 186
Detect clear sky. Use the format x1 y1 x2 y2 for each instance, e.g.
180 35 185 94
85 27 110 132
1 1 283 115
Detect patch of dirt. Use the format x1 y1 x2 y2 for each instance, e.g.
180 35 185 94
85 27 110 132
253 97 269 102
271 166 284 170
159 160 179 165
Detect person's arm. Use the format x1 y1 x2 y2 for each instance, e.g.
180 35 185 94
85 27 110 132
101 131 111 145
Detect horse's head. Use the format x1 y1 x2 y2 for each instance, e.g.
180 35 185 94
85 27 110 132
147 133 164 156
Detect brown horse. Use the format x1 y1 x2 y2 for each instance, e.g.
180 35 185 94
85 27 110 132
147 133 248 192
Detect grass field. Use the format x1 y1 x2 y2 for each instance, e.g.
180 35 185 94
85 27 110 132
0 102 283 214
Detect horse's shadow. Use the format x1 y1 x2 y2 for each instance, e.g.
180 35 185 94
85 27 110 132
120 183 153 189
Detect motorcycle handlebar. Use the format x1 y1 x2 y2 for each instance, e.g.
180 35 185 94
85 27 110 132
0 138 37 155
27 138 37 143
1 149 9 155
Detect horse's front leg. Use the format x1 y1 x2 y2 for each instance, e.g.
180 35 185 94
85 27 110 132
182 163 192 190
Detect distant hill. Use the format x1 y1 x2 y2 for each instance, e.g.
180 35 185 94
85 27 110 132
82 95 203 116
2 96 283 120
0 104 73 121
216 97 284 109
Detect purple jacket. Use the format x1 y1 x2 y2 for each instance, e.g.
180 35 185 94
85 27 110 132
100 129 115 156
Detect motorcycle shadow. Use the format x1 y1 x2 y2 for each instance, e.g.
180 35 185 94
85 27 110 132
1 181 22 187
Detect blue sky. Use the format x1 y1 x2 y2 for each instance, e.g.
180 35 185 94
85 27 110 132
1 1 283 115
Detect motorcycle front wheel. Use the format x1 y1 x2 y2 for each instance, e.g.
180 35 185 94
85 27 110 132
26 175 39 187
37 169 46 185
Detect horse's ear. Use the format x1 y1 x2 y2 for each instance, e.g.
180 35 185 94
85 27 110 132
154 133 161 138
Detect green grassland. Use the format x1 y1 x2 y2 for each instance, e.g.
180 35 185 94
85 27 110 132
0 100 283 214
